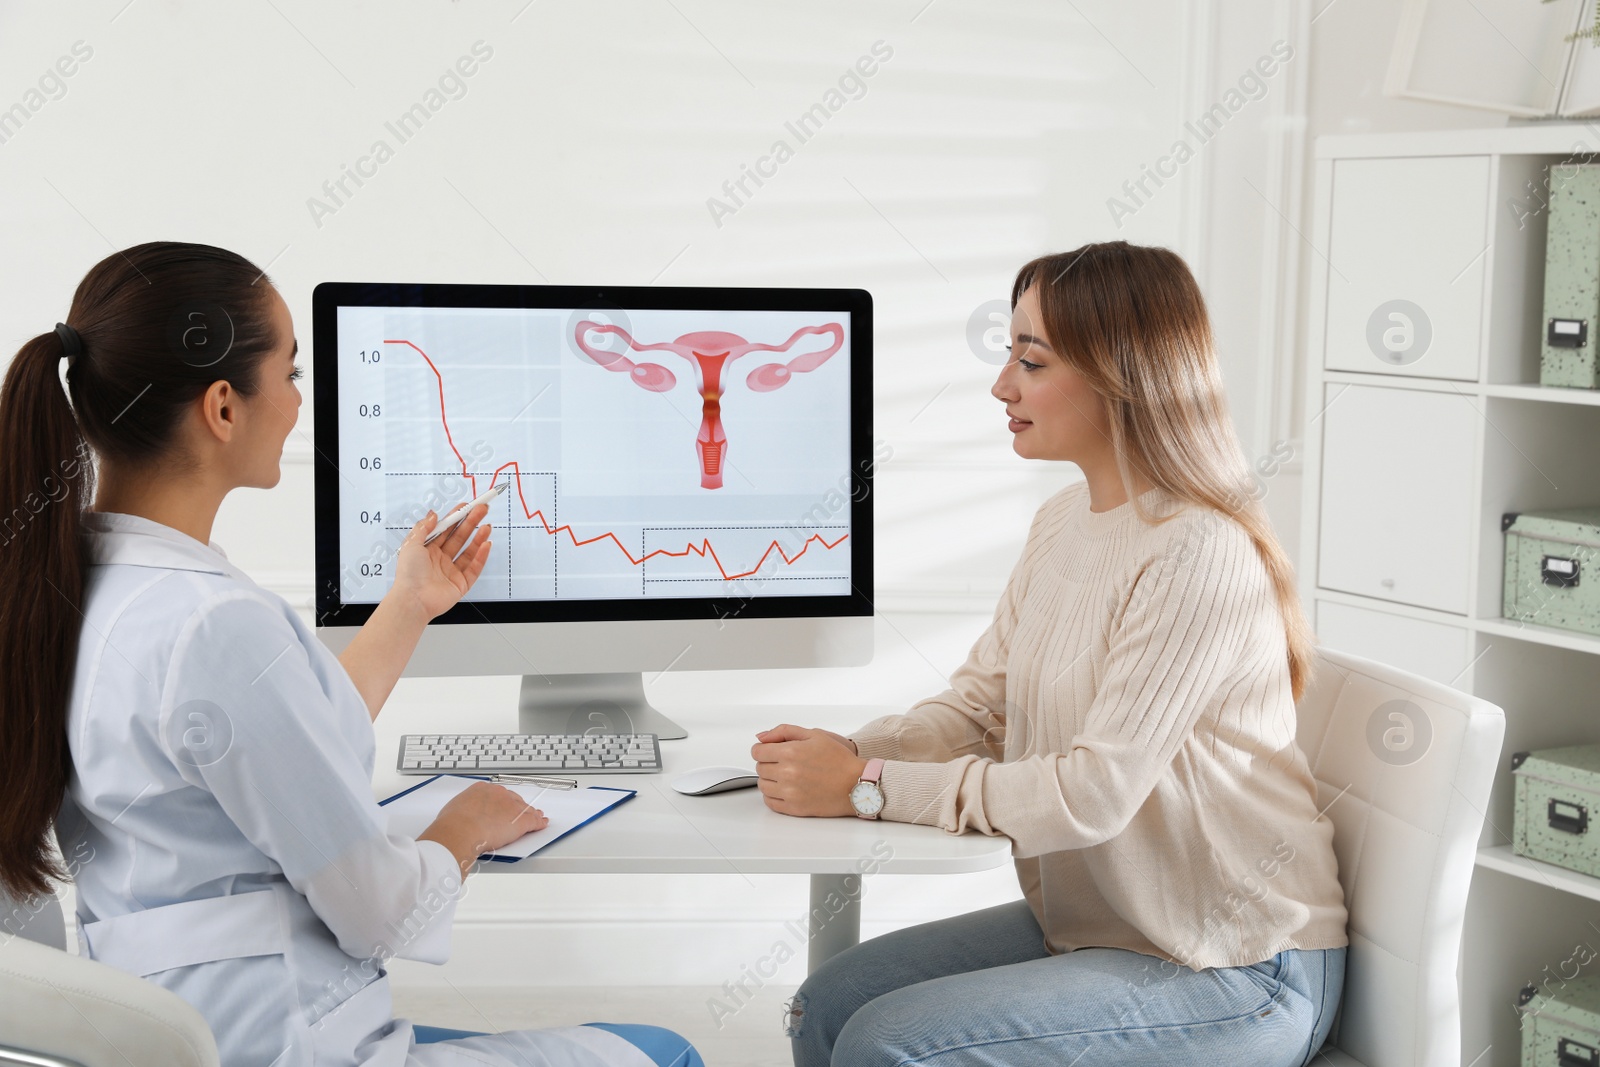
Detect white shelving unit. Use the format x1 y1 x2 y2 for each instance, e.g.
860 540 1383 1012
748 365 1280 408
1299 123 1600 1064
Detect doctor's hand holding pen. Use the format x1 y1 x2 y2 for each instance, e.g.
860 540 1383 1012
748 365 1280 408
393 499 494 618
336 495 495 722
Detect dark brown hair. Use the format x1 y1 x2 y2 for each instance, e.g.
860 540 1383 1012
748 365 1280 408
0 241 279 901
1012 241 1316 701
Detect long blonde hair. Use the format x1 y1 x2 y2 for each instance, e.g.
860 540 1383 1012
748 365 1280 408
1012 241 1316 701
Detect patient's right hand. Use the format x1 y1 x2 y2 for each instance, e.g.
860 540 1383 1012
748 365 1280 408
756 723 858 755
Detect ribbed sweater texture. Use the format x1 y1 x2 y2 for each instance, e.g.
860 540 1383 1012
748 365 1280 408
848 482 1349 970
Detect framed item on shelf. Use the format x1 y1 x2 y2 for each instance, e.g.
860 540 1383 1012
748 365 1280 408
1386 0 1585 117
1561 7 1600 117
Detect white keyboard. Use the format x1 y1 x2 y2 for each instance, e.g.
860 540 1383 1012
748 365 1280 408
398 733 663 774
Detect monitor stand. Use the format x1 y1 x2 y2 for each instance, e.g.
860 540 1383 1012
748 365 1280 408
516 672 688 740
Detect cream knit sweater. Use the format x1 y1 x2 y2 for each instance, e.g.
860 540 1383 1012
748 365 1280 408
848 481 1349 971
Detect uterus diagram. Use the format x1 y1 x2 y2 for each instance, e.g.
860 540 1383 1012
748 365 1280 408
572 321 845 489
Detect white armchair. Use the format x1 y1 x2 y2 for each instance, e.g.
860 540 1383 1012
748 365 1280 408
1297 646 1505 1067
0 885 217 1067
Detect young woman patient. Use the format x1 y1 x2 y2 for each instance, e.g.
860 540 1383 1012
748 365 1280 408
754 241 1349 1067
0 242 702 1067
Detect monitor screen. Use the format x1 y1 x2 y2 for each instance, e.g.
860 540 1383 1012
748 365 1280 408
312 283 874 629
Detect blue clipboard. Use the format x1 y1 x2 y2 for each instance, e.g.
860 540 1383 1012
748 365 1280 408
379 773 637 863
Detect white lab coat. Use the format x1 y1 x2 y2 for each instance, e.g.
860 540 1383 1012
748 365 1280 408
55 512 654 1067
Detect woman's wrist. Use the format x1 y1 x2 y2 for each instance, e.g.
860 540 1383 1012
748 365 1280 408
419 817 482 880
378 582 434 631
366 587 433 655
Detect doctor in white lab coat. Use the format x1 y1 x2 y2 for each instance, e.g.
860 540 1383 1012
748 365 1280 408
0 242 701 1067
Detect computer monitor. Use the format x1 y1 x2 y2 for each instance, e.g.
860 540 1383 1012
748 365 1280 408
311 283 875 739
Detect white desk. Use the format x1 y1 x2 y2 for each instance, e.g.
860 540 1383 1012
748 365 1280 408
372 702 1013 971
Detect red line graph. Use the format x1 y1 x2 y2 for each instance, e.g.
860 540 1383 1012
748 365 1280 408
383 339 849 582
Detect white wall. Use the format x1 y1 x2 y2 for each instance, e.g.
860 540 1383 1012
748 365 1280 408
0 0 1365 985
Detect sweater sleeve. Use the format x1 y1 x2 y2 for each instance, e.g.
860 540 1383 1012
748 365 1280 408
876 510 1262 858
847 490 1068 764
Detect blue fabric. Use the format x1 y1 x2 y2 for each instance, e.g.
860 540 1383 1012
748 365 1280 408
788 899 1347 1067
582 1022 705 1067
413 1024 486 1043
413 1021 703 1064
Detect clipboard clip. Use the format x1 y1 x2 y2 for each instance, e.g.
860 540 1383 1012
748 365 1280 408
491 773 578 789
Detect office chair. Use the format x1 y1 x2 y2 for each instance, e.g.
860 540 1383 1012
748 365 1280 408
0 885 218 1067
1296 646 1504 1067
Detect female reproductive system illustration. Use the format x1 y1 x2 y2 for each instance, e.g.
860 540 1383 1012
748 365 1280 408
572 320 845 489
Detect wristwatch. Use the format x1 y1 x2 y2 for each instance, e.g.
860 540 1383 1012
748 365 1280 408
849 758 886 820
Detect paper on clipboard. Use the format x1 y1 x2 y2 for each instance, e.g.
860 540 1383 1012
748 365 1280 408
379 774 636 862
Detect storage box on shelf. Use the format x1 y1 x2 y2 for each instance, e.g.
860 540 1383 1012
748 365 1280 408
1540 162 1600 390
1512 745 1600 877
1503 509 1600 637
1515 973 1600 1067
1300 125 1600 1064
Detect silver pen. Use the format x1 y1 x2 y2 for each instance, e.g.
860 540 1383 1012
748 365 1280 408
424 481 510 546
491 773 578 789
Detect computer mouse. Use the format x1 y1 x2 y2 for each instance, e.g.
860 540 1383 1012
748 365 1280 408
671 765 760 796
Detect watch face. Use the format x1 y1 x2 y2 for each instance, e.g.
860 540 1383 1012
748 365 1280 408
850 780 884 817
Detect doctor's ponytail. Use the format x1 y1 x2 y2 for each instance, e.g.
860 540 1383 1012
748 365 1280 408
0 325 89 905
0 242 278 902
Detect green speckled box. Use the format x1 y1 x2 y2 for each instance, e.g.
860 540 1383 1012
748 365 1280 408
1512 745 1600 877
1543 163 1600 388
1517 974 1600 1066
1503 509 1600 636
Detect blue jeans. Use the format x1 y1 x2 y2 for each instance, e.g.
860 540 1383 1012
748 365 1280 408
787 900 1345 1066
